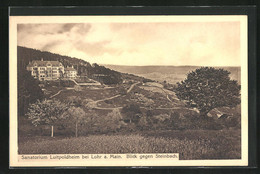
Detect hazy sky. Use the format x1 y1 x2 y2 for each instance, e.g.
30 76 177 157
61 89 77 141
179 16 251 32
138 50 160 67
18 22 241 66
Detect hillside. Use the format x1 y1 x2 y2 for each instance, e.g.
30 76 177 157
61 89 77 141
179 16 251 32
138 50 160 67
17 46 152 116
18 46 123 84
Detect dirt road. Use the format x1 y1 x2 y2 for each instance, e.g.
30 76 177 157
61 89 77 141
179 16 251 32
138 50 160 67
86 82 139 110
127 82 139 93
49 90 64 98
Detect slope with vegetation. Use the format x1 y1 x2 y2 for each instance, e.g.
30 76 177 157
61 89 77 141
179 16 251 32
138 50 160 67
18 47 242 160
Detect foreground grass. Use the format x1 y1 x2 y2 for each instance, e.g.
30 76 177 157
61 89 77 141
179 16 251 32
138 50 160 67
19 130 240 160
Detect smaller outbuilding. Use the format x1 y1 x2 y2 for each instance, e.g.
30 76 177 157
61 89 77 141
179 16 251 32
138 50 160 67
64 66 77 79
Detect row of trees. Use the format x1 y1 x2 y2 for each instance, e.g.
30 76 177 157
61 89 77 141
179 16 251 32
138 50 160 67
26 97 129 137
26 99 240 138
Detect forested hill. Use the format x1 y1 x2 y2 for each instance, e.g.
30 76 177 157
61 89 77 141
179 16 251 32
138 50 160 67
17 46 149 116
17 46 122 84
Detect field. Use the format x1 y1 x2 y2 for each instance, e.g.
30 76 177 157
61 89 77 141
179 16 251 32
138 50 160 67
18 129 241 160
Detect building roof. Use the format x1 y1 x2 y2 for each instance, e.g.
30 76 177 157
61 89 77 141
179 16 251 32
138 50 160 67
27 60 62 67
65 67 77 71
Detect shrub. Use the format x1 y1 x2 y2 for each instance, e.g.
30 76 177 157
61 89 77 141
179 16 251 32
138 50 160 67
148 114 172 130
131 93 154 107
137 116 149 130
99 109 126 133
121 103 142 124
217 114 241 129
170 111 223 130
80 109 126 134
74 85 82 91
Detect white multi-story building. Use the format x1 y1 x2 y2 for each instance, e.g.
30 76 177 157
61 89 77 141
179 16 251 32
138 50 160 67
26 59 77 81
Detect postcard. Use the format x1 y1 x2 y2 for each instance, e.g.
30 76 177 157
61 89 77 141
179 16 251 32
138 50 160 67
9 15 248 167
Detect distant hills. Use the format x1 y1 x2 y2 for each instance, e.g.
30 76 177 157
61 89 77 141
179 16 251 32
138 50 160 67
17 46 240 85
103 64 241 85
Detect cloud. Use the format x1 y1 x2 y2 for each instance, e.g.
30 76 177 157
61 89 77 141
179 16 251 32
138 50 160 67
17 22 241 66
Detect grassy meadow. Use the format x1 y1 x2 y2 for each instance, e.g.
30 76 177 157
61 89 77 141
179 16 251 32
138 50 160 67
19 129 240 160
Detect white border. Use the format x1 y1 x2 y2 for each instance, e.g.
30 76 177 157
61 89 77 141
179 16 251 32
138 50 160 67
9 15 248 167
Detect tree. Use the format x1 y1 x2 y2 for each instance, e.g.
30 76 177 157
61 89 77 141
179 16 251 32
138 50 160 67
18 69 44 116
26 99 68 137
65 106 86 137
103 109 126 132
121 103 142 123
65 97 87 137
175 67 240 117
92 108 126 133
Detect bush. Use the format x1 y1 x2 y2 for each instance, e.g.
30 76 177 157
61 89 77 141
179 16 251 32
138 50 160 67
83 99 95 109
137 116 149 130
77 109 126 134
74 85 82 91
121 103 142 124
147 114 172 130
170 111 223 130
99 109 126 133
217 114 241 129
131 93 154 107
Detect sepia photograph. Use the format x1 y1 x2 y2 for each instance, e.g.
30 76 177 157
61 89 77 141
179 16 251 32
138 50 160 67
9 15 248 167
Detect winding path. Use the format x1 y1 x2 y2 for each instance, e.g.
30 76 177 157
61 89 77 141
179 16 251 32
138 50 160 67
127 82 139 93
49 90 64 98
145 84 177 102
69 79 101 86
49 82 190 112
86 82 139 110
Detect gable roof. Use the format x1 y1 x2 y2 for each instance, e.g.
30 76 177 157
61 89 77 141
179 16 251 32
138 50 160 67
27 60 62 67
65 67 77 71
